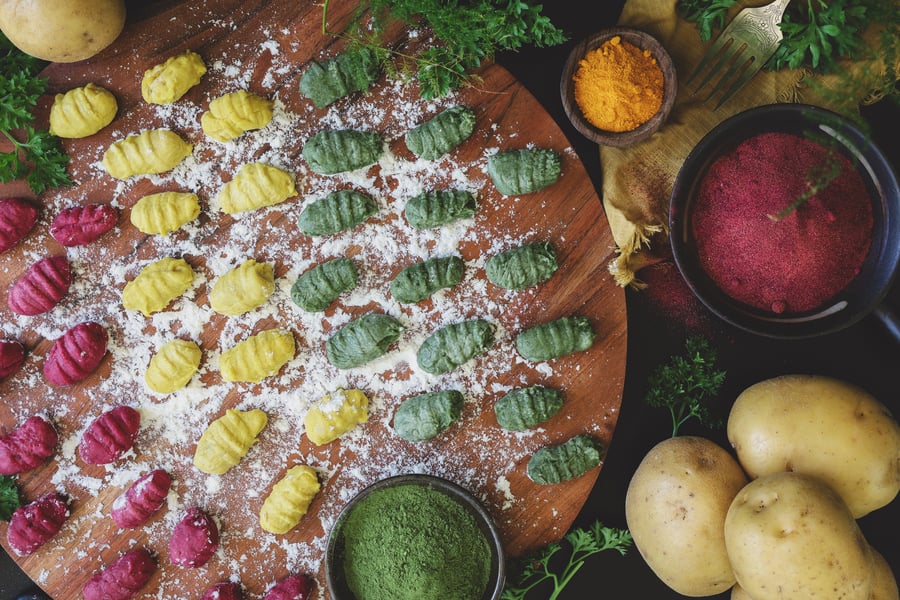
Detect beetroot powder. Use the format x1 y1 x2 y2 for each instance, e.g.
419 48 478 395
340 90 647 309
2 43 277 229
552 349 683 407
691 131 873 314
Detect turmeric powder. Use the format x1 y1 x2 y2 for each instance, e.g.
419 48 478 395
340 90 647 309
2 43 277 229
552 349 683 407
573 36 664 133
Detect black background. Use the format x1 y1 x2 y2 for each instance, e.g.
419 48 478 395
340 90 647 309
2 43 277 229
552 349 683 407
3 1 898 598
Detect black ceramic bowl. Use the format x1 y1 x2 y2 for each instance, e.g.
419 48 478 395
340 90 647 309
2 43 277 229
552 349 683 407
669 103 900 339
325 473 506 600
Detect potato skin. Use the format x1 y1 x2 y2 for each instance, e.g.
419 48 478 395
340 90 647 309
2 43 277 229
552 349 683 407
0 0 126 62
727 374 900 517
625 436 748 597
725 472 874 600
869 548 899 600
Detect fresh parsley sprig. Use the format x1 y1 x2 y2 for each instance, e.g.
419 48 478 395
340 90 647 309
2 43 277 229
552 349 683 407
1 32 71 195
501 520 633 600
323 0 567 100
0 474 22 521
645 336 726 437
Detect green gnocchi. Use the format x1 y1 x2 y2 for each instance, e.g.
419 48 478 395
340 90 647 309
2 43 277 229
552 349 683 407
390 256 464 303
516 316 595 362
297 190 377 236
130 191 200 236
485 242 558 290
416 319 494 375
209 259 275 316
291 258 358 312
488 148 561 196
404 189 476 229
494 386 563 431
299 47 380 109
393 390 463 442
302 129 382 174
326 313 403 369
526 434 602 485
405 105 476 160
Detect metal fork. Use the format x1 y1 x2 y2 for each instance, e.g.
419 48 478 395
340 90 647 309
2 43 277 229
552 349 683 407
686 0 791 109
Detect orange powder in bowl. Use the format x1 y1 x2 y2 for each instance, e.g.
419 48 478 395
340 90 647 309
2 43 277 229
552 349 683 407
573 35 664 132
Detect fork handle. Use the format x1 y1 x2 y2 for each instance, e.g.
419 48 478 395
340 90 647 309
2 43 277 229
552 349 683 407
766 0 791 20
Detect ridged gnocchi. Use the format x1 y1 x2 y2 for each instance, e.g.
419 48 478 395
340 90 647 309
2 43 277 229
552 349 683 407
145 339 202 394
209 259 275 316
219 329 295 383
201 90 274 142
304 389 368 445
101 129 193 180
122 257 194 316
130 192 200 236
259 465 321 534
193 408 268 475
142 50 207 104
48 83 117 139
217 162 297 215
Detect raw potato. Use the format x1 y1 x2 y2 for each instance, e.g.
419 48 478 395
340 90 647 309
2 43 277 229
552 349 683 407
731 585 754 600
0 0 126 62
625 436 748 597
727 374 900 518
725 472 874 600
870 548 900 600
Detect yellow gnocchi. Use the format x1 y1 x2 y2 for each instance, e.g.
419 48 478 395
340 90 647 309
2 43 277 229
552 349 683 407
304 389 369 446
220 329 294 383
101 129 193 180
122 257 194 316
201 90 274 142
130 191 201 235
48 83 118 139
217 162 297 215
259 465 321 534
145 339 202 394
193 408 268 475
209 259 275 316
141 50 207 104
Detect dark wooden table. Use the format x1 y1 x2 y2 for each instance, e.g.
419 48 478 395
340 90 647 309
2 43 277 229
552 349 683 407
3 1 898 598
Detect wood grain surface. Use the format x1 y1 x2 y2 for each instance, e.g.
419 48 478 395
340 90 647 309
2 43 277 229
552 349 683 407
0 0 626 597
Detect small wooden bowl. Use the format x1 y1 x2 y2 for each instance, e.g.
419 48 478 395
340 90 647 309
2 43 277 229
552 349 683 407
560 27 677 147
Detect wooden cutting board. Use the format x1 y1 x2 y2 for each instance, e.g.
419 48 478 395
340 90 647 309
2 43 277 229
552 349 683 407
0 0 627 597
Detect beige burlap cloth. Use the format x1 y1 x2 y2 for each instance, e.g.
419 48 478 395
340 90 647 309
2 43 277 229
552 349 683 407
602 0 896 288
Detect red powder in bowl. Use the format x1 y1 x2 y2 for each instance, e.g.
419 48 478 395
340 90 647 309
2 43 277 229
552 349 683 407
691 131 873 314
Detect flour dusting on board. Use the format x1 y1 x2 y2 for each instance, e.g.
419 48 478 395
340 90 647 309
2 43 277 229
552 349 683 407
0 6 621 600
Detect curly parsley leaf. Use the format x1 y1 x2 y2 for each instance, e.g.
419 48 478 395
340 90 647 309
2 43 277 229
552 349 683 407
645 336 726 437
0 475 22 521
677 0 738 41
502 520 633 600
1 32 72 194
324 0 567 99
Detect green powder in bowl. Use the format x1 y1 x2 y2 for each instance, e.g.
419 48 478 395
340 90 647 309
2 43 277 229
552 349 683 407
326 474 505 600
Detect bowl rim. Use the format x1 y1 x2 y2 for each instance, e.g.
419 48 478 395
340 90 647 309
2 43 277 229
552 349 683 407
669 102 900 339
560 26 677 147
324 473 506 600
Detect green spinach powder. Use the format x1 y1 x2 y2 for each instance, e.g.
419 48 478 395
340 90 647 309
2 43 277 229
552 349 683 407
339 483 492 600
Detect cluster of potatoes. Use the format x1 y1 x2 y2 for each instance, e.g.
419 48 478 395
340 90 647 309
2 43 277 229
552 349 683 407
626 374 900 600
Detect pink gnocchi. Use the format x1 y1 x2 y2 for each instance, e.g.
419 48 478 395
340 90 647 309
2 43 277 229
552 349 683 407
82 547 157 600
0 339 25 380
6 493 69 556
50 203 119 247
0 415 58 475
43 321 108 386
0 197 39 253
202 582 244 600
264 574 313 600
8 255 72 316
79 406 141 465
169 506 219 568
111 469 172 528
